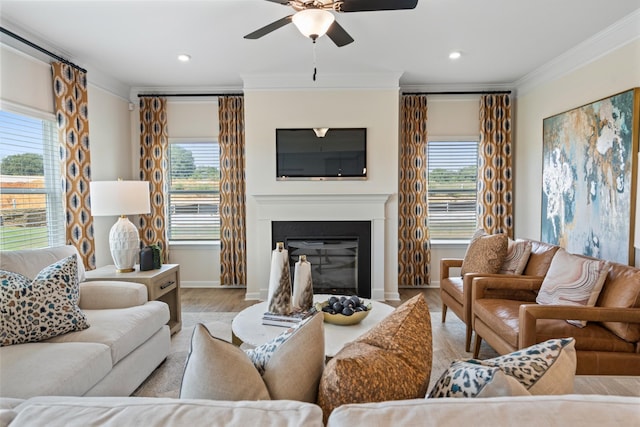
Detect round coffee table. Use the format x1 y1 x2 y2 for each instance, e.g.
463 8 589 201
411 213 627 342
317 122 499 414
232 294 395 357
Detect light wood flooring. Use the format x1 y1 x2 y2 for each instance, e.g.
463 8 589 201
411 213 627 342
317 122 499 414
179 287 640 397
180 287 441 313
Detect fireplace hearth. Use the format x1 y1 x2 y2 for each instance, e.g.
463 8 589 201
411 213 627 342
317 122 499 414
272 221 371 298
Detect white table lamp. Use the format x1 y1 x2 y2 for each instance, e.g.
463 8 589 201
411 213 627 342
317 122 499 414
90 180 151 272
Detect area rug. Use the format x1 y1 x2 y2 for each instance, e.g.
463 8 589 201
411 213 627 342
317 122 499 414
132 310 498 398
132 312 237 398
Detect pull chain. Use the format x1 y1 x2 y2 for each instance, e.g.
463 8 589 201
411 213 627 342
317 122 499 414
312 38 317 81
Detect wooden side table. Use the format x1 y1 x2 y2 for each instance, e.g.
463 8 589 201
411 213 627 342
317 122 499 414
85 264 182 334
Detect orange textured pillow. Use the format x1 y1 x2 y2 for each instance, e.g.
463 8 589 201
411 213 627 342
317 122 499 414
461 230 508 276
317 294 432 422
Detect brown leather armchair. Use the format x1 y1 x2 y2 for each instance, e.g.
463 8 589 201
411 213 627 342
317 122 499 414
440 240 560 352
471 259 640 375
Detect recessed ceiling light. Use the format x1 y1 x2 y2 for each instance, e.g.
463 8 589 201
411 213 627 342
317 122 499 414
449 51 461 60
177 54 191 62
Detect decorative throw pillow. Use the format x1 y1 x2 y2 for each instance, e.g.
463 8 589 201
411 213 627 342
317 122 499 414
245 327 296 375
0 255 89 347
180 323 271 401
476 338 576 395
536 249 610 326
499 238 532 275
181 314 325 403
460 229 508 276
427 360 530 398
257 313 325 402
317 294 432 422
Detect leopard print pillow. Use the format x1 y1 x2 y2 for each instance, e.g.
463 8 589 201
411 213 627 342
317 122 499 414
428 360 529 398
476 337 576 394
244 325 296 375
0 254 89 346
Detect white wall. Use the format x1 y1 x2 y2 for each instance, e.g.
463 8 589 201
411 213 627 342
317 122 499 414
514 39 640 266
165 99 221 286
88 86 134 266
244 89 399 299
426 95 481 285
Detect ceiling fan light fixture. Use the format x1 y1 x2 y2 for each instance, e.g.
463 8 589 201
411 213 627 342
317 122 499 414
292 9 335 39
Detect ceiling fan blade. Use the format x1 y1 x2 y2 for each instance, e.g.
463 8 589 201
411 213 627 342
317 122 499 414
263 0 290 4
340 0 418 12
326 21 354 47
244 15 293 39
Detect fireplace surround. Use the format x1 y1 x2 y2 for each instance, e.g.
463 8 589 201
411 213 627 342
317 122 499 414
251 193 393 301
272 220 372 298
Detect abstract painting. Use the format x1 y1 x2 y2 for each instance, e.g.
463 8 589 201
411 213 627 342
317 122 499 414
541 88 639 265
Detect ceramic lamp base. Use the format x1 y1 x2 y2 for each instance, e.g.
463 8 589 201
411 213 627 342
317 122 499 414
109 216 140 272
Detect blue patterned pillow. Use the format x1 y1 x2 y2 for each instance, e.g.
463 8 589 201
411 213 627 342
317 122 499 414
475 337 576 394
428 360 529 398
244 326 296 375
0 254 89 346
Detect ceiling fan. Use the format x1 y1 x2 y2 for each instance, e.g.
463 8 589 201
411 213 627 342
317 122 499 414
244 0 419 47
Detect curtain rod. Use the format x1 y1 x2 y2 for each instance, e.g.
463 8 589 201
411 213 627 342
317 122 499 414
0 26 87 73
402 90 512 95
137 93 243 98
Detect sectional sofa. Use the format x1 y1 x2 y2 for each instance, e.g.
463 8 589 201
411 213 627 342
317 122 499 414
1 394 639 426
0 246 171 398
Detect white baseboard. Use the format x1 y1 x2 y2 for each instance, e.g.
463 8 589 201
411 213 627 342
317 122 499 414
384 291 400 301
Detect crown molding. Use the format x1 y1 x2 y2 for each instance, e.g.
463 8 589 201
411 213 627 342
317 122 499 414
515 9 640 96
241 72 402 91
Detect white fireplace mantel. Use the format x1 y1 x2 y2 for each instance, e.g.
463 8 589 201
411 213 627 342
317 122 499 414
251 193 393 301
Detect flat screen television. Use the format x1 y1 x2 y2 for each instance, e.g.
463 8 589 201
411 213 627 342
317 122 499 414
276 128 367 180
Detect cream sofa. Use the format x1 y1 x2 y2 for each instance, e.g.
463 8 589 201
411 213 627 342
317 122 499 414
1 395 638 427
0 246 170 398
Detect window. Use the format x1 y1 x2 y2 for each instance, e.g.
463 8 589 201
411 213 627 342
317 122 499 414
427 140 478 240
0 109 65 250
168 140 220 241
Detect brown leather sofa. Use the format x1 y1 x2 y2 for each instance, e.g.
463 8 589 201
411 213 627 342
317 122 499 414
471 257 640 375
440 240 560 351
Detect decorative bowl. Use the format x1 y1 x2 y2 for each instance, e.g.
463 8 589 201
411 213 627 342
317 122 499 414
315 300 372 326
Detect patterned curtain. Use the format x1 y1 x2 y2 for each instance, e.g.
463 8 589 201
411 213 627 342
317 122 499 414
139 97 170 261
51 62 95 269
218 96 247 286
398 94 431 286
477 94 513 237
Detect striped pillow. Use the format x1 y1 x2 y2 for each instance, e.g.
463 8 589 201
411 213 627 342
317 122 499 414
536 249 610 327
499 239 532 275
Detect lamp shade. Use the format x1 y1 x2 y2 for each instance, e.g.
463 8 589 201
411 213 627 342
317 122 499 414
90 181 151 216
292 9 335 39
90 180 151 272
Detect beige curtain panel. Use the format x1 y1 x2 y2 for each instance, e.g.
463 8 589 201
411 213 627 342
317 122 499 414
218 95 247 286
139 96 170 262
51 62 96 269
477 94 513 238
398 94 431 286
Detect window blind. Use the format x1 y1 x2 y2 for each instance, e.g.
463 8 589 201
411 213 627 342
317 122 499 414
168 141 220 241
427 140 478 240
0 110 65 250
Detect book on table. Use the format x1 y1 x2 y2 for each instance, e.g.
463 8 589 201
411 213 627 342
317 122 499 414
262 307 316 327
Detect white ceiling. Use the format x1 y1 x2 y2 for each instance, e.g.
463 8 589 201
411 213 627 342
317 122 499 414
1 0 639 95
